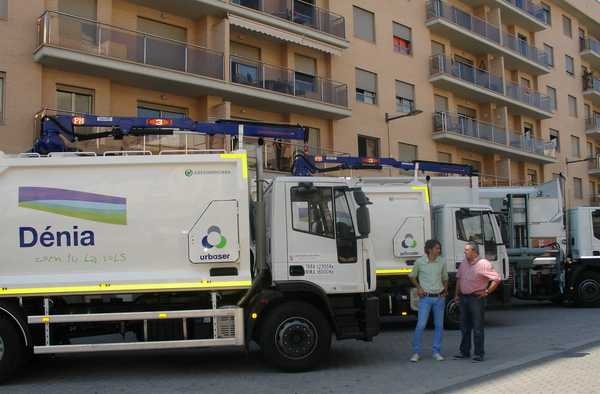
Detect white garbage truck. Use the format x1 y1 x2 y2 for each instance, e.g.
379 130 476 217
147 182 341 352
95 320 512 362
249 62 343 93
292 156 509 328
0 115 379 381
481 179 600 306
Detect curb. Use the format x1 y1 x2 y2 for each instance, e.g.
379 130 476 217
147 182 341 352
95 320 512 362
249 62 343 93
426 336 600 393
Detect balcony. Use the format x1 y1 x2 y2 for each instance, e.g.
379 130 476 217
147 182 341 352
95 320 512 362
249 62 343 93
128 0 348 52
589 156 600 176
34 11 350 119
425 1 550 75
586 117 600 139
460 0 548 31
583 76 600 106
581 37 600 70
432 112 557 163
590 194 600 206
230 55 348 107
429 55 553 119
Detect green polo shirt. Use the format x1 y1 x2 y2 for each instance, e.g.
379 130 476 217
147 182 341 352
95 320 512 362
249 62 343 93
408 255 448 294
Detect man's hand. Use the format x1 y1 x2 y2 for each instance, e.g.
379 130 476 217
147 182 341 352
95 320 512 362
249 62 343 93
417 287 425 297
475 289 489 298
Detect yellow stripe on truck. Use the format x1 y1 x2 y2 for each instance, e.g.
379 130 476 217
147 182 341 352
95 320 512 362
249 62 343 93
411 185 430 203
0 280 253 297
220 153 248 179
376 268 413 275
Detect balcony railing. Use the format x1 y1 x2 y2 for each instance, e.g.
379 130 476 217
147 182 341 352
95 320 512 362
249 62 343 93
505 80 552 112
433 112 556 159
230 0 345 39
430 54 504 94
501 31 548 67
230 55 348 107
503 0 547 24
426 1 501 43
36 11 224 80
426 1 548 68
580 37 600 54
586 117 600 130
583 76 600 93
588 156 600 171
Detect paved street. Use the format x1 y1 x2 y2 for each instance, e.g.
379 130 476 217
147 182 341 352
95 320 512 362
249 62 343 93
2 302 600 394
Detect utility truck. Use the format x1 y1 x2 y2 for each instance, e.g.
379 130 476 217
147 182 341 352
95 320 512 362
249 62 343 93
0 115 379 381
292 156 509 327
481 180 600 306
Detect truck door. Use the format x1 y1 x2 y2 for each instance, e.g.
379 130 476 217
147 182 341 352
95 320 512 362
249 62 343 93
286 185 365 293
454 209 504 277
590 210 600 256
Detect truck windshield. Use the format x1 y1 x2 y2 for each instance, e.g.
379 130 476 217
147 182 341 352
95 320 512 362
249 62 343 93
456 210 497 261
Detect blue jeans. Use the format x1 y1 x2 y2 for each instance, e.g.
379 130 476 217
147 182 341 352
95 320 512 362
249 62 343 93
412 296 445 354
459 295 485 357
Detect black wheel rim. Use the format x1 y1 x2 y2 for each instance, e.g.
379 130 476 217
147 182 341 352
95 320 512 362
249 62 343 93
275 317 318 360
0 336 4 361
578 278 600 304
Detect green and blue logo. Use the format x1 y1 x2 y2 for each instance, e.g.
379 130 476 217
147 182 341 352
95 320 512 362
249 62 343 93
202 225 227 249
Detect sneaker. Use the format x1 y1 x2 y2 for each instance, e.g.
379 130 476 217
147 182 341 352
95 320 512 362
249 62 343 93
409 353 420 362
433 353 445 361
472 355 484 362
453 354 469 360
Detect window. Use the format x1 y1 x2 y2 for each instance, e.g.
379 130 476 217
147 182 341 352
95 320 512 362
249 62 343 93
393 22 412 55
579 28 586 50
455 210 497 260
294 54 317 96
431 41 445 56
549 129 560 151
544 44 554 67
462 158 481 173
527 169 538 185
541 3 551 25
353 6 375 42
58 0 97 19
395 80 415 113
355 68 377 104
307 127 321 155
334 189 358 263
438 152 452 163
291 186 334 238
0 72 4 123
358 135 379 157
137 102 187 118
398 142 417 161
562 15 572 37
574 177 583 199
568 95 577 117
56 85 93 115
585 104 592 121
137 17 186 41
547 86 557 110
593 210 600 239
565 55 574 76
571 135 580 157
0 0 7 19
230 41 261 86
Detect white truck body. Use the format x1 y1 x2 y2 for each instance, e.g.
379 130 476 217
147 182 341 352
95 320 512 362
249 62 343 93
0 153 251 294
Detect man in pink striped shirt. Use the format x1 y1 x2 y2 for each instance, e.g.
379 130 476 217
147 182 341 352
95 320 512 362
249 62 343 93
453 242 502 362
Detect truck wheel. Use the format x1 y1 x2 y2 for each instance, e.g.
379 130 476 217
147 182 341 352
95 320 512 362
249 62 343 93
0 316 26 382
259 301 331 371
575 272 600 307
444 298 460 330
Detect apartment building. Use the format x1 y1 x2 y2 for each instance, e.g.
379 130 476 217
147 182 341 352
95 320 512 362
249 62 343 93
0 0 599 205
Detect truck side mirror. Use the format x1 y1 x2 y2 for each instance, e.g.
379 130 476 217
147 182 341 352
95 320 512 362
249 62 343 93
356 205 371 238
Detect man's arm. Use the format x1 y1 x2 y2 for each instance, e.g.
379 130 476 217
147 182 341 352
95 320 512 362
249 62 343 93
476 260 502 298
409 261 424 296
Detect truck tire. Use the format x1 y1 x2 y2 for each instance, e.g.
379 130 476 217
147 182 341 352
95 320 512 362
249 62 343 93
575 272 600 307
0 316 26 382
444 297 460 330
259 301 331 371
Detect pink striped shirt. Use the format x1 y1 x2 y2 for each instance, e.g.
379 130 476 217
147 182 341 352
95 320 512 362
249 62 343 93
456 257 502 295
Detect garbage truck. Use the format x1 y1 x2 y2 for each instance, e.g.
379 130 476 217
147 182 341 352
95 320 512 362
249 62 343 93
292 155 509 328
0 115 379 381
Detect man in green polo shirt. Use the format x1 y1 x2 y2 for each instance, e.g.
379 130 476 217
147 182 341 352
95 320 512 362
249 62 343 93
408 239 448 362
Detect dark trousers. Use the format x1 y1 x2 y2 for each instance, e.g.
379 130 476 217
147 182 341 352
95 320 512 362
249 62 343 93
459 295 485 357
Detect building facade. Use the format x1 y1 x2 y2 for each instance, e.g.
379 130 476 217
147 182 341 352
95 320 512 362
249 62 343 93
1 0 599 205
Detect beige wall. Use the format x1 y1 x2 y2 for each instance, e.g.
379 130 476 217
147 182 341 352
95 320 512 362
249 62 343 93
2 0 600 205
